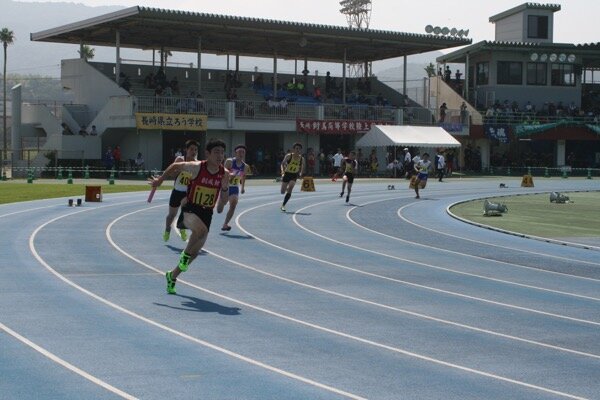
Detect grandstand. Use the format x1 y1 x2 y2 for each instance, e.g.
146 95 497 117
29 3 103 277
434 3 600 171
2 5 473 177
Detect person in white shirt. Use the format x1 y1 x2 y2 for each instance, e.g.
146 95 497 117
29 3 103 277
413 152 431 199
435 150 445 182
331 148 344 181
403 148 412 178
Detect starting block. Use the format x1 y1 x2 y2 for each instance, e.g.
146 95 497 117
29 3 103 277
300 176 315 192
387 185 395 190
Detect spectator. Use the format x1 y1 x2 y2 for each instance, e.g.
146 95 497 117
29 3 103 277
104 146 114 170
135 152 145 170
61 122 74 135
455 69 462 83
439 102 448 123
332 148 344 180
435 149 445 182
314 86 322 102
112 145 122 169
121 75 131 92
306 148 316 176
444 66 452 83
90 125 98 136
78 125 87 136
460 101 468 124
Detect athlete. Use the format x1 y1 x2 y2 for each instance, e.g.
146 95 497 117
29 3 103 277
279 142 305 212
413 152 431 199
163 140 198 242
339 151 358 203
217 144 247 231
149 139 230 294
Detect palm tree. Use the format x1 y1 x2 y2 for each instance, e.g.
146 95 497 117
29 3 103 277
1 27 15 176
77 44 95 61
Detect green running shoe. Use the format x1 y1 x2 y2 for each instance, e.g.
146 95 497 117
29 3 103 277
165 271 176 294
178 252 191 272
163 230 170 242
179 229 187 241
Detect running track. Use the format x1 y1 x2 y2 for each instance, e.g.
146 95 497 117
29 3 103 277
1 177 599 399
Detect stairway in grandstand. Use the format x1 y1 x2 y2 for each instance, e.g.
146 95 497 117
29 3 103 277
430 76 482 125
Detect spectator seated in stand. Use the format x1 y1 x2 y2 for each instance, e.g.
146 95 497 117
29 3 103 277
61 122 74 135
79 125 88 136
90 125 98 136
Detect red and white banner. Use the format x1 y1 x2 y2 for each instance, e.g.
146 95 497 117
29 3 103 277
296 119 394 134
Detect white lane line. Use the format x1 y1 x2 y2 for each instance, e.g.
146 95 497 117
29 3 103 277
398 200 600 267
106 207 592 400
235 200 600 327
18 204 359 400
0 322 138 400
201 246 600 360
0 205 57 219
344 197 600 283
291 197 600 301
287 197 600 299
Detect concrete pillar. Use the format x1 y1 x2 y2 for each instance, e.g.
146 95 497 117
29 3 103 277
394 108 404 125
476 138 490 170
342 48 347 105
556 139 566 166
115 30 121 84
11 84 22 160
226 102 235 128
197 37 202 94
316 105 324 120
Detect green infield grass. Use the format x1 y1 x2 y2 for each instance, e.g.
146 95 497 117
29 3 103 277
450 191 600 239
0 182 169 204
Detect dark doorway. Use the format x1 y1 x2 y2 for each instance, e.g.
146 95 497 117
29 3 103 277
245 132 282 176
320 134 355 156
162 131 206 168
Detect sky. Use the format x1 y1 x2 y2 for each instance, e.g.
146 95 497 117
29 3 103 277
16 0 600 46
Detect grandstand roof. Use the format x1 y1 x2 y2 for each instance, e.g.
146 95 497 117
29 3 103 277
437 41 600 68
30 6 471 63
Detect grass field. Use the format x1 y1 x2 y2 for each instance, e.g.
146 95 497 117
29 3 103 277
0 182 169 204
450 191 600 239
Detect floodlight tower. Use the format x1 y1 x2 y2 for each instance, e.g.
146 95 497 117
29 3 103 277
339 0 372 78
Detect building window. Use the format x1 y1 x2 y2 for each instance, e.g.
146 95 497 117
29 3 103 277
528 15 549 39
551 64 575 86
497 61 523 85
527 63 547 85
476 62 489 85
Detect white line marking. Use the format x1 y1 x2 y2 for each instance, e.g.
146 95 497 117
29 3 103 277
0 322 138 400
235 200 600 327
104 206 593 400
345 197 600 282
398 200 600 267
290 197 600 301
28 205 366 400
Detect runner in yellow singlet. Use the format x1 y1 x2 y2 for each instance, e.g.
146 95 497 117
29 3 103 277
279 142 305 212
163 140 198 242
339 151 358 203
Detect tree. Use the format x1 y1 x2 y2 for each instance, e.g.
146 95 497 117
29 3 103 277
424 62 436 78
77 44 95 61
1 27 15 177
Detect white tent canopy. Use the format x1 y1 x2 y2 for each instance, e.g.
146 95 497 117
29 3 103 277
356 125 461 148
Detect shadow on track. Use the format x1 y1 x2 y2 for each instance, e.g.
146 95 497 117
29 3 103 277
154 294 241 315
